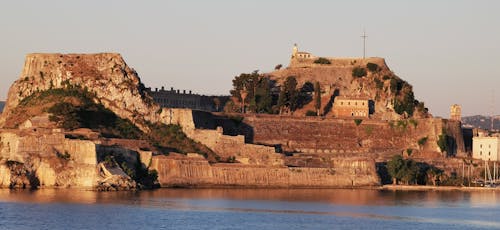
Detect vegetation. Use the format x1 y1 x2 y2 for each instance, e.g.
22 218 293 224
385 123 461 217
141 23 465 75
409 119 418 128
274 64 282 70
374 78 384 90
417 136 428 147
314 82 321 116
313 57 331 65
229 71 274 114
56 151 71 160
366 62 379 72
305 110 317 116
277 76 299 114
354 119 363 126
352 66 367 78
437 134 448 153
386 155 443 185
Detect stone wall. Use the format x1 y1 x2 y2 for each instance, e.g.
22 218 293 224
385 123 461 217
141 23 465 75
232 115 465 158
150 155 379 188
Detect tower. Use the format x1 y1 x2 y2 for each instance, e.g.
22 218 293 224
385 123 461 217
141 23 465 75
450 104 461 121
292 43 298 58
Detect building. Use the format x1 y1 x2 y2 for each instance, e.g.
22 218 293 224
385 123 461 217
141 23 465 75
147 87 229 112
472 136 500 161
292 44 314 59
332 96 370 118
450 104 461 121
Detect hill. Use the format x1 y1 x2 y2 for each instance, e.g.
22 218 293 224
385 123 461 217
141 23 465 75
267 56 429 119
462 115 500 130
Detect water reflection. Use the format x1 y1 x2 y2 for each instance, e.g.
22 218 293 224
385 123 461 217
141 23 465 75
0 188 499 208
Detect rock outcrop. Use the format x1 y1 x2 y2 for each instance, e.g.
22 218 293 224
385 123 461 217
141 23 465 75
0 53 168 130
268 57 428 119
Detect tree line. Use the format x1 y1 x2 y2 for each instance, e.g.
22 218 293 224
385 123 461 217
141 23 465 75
226 71 322 115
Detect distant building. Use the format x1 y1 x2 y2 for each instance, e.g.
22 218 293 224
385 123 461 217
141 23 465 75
291 44 314 59
147 87 229 112
472 136 500 161
332 96 370 118
450 104 461 121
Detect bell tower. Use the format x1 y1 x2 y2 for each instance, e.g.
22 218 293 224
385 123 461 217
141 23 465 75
292 43 298 58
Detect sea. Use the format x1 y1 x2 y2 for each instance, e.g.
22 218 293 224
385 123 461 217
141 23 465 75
0 188 499 230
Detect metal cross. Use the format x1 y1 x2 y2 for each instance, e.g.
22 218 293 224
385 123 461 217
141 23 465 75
361 29 368 59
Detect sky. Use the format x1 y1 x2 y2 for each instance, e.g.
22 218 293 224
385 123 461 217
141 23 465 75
0 0 499 117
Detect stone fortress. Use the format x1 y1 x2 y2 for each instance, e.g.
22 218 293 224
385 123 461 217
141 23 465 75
0 48 490 190
146 86 229 112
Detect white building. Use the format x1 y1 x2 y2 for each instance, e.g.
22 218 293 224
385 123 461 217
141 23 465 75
473 136 500 161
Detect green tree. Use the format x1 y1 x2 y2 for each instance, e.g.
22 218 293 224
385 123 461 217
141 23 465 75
352 66 367 78
313 57 331 64
284 76 298 113
437 134 448 153
254 77 273 113
314 82 321 116
387 155 405 184
277 86 286 114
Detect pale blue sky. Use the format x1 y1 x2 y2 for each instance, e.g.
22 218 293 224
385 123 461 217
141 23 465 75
1 0 499 117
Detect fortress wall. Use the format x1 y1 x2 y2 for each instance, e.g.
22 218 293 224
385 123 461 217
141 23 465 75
151 155 379 188
240 116 465 157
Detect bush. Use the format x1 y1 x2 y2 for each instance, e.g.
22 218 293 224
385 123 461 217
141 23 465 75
352 67 367 78
354 119 363 126
56 151 71 160
314 57 331 65
374 78 384 90
437 134 448 153
406 149 413 156
366 62 379 72
305 110 317 116
418 137 428 146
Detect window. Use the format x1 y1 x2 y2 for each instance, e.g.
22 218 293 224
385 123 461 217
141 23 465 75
341 102 343 105
489 151 491 156
480 151 482 155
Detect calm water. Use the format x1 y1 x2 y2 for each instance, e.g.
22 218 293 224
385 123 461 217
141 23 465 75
0 188 499 230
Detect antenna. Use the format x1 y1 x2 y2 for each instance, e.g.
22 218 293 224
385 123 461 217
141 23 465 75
361 29 368 59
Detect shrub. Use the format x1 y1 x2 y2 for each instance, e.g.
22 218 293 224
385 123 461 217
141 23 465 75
274 64 282 70
366 62 379 72
374 78 384 90
352 67 367 78
56 151 71 160
305 110 317 116
354 119 363 126
406 149 413 156
418 137 428 146
314 57 331 65
437 134 448 153
409 119 418 128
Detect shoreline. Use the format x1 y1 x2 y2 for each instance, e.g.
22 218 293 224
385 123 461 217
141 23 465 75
380 184 500 191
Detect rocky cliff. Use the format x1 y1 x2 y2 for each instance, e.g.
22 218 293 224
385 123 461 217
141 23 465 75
0 53 169 130
0 129 138 189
